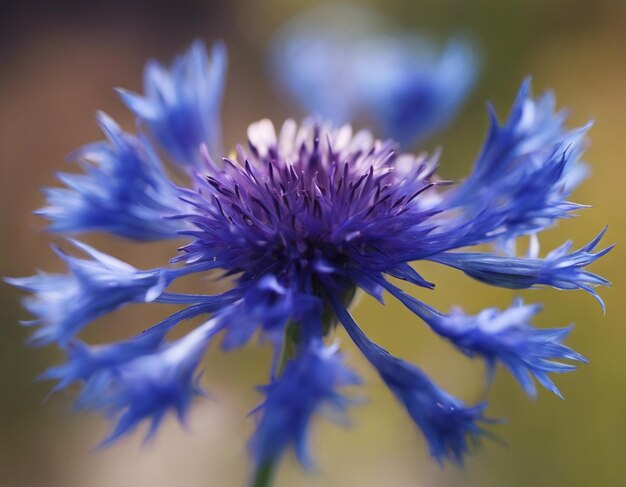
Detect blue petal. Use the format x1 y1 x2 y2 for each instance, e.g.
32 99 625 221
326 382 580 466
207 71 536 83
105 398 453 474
442 79 591 243
77 318 223 446
330 295 491 464
219 276 322 351
382 280 586 398
40 334 162 394
249 340 359 469
5 240 202 345
117 40 227 166
39 297 237 393
428 229 613 310
37 113 184 241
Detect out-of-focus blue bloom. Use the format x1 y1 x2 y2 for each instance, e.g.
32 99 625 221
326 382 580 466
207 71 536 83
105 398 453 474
117 40 227 166
269 5 478 147
445 79 591 247
250 340 359 469
351 37 477 146
8 37 613 484
268 5 378 125
39 113 184 241
332 297 489 464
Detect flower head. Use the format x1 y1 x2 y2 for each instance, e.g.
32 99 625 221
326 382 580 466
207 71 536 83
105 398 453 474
177 118 444 293
8 39 613 484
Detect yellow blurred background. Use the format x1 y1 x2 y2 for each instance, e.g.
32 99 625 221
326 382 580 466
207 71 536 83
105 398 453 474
0 1 624 486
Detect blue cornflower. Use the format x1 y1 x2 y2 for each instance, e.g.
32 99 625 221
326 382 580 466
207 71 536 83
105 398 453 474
8 39 612 487
269 4 478 147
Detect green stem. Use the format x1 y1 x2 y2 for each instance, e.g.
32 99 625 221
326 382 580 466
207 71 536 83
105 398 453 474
320 284 357 335
251 461 276 487
275 320 301 377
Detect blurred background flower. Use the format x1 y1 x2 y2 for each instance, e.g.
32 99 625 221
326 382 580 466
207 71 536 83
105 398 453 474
0 1 624 487
269 4 478 147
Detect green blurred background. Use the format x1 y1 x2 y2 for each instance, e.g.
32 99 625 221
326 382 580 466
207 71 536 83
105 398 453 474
0 1 624 486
